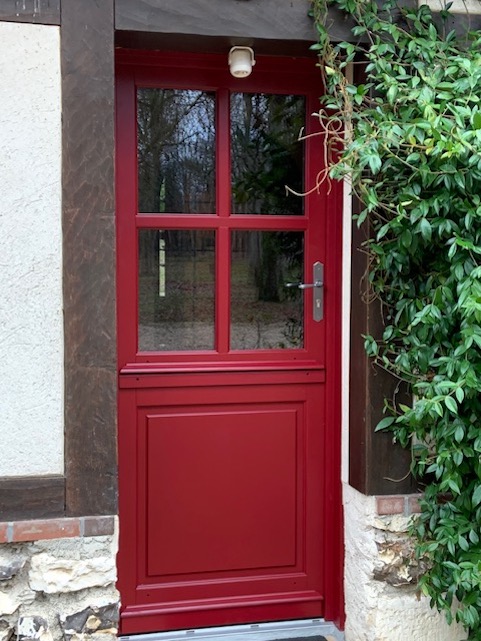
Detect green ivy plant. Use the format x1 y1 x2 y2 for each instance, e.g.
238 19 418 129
310 0 481 637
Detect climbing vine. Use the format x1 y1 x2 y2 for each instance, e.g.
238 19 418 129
310 0 481 637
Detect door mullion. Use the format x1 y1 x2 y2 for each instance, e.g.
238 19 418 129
216 88 230 218
215 88 231 353
216 226 230 353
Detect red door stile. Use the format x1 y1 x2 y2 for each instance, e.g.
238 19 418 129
322 165 344 627
116 50 344 634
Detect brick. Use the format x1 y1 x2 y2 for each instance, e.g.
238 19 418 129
82 515 115 537
0 522 8 543
408 495 422 514
376 496 405 515
12 518 80 542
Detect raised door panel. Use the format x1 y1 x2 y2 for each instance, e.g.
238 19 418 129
119 376 325 632
146 408 298 576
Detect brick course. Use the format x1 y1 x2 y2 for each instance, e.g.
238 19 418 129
376 494 423 516
0 516 115 543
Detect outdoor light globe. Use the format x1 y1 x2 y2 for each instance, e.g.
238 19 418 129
228 47 256 78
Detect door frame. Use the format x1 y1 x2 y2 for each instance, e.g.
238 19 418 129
115 48 344 631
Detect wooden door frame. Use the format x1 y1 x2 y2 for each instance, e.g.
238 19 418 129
115 48 344 630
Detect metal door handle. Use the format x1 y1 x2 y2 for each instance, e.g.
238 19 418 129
285 262 324 322
286 280 323 289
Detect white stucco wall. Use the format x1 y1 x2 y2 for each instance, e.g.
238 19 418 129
341 150 352 486
0 22 63 476
425 0 481 13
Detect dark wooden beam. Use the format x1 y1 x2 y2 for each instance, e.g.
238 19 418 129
0 0 60 25
115 0 355 46
116 32 319 58
349 214 416 495
116 0 315 40
0 476 65 521
61 0 118 516
115 0 481 56
347 58 416 496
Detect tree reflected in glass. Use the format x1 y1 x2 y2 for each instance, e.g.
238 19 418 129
231 93 305 215
231 231 304 350
137 89 216 214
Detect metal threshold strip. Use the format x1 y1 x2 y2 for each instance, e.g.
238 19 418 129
119 619 344 641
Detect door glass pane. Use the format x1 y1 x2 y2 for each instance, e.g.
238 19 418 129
231 231 304 350
231 93 305 215
137 89 216 214
138 230 215 351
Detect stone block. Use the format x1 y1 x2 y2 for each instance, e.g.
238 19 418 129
17 586 36 606
59 603 119 640
373 538 428 587
0 560 24 581
17 616 53 641
0 619 14 641
29 554 115 593
0 591 20 616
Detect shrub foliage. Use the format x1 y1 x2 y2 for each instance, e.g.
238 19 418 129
310 0 481 637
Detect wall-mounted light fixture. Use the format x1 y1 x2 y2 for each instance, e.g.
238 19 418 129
228 46 256 78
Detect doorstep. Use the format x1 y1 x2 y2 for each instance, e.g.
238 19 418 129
118 619 344 641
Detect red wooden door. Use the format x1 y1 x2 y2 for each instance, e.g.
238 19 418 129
116 51 343 635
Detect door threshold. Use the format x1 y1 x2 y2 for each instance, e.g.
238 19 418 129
119 619 344 641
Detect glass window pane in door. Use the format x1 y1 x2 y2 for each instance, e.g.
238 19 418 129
231 231 304 350
138 230 215 351
137 89 216 214
231 93 305 215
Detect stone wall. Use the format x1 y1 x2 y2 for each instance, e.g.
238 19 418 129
0 518 119 641
343 483 465 641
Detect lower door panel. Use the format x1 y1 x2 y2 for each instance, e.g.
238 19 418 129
118 371 326 634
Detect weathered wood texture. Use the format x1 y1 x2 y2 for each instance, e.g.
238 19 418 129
0 0 60 25
115 0 355 51
0 476 65 520
61 0 118 516
349 215 416 495
116 0 316 39
347 60 415 496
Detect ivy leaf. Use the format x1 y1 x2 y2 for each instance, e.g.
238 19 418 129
419 218 432 241
368 153 382 174
473 112 481 130
448 478 461 494
455 387 465 403
445 396 458 414
401 229 412 248
469 530 479 544
455 424 464 442
433 401 444 417
375 416 396 431
458 534 469 552
473 485 481 508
